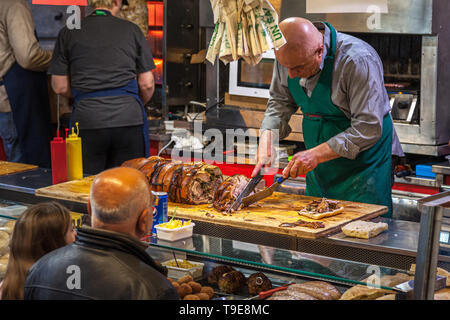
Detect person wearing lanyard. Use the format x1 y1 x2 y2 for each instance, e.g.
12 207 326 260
0 0 53 167
252 18 404 218
50 0 155 175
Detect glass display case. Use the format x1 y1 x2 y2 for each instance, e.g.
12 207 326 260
0 168 449 299
144 233 414 300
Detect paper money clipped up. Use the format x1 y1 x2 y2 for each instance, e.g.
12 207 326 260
206 0 286 66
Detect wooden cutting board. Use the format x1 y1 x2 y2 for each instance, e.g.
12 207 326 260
0 161 38 176
34 177 387 239
35 176 95 203
169 193 388 239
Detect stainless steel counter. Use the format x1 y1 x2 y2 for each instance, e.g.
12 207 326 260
0 167 448 270
432 162 450 176
325 218 419 257
0 168 88 213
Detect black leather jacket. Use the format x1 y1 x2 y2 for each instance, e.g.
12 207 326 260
24 226 180 300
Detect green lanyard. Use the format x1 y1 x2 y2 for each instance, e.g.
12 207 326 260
94 9 110 16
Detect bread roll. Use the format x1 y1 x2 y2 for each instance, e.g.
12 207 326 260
187 281 202 293
177 283 193 298
287 283 333 300
268 290 317 300
177 275 193 285
376 294 396 300
200 286 214 299
303 281 341 300
208 265 234 284
0 231 9 256
342 220 388 239
410 264 450 287
195 293 210 300
2 220 15 234
218 270 246 294
247 272 272 295
340 285 392 300
434 288 450 300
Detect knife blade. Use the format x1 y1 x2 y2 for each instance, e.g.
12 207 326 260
241 176 288 208
226 173 264 213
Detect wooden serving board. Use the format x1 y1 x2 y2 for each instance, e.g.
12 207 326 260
35 176 95 203
0 161 38 176
169 193 388 239
34 177 387 239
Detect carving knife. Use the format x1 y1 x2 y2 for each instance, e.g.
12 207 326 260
241 176 288 208
226 173 264 213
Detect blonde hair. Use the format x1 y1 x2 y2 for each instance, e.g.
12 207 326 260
88 0 115 9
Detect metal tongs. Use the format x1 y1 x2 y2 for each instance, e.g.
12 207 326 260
226 172 264 214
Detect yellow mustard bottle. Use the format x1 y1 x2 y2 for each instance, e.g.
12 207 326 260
66 122 83 181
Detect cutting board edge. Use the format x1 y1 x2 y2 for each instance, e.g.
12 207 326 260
34 190 89 204
171 205 388 240
174 212 328 240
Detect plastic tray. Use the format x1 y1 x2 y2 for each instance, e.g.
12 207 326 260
162 259 204 281
154 223 195 241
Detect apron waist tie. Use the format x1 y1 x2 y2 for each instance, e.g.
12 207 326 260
71 79 150 157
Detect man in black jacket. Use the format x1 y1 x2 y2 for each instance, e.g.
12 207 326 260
24 167 179 300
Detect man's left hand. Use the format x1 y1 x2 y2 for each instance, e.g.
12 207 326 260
282 142 341 179
282 149 319 178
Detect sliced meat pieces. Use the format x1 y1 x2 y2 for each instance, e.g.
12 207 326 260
212 174 250 212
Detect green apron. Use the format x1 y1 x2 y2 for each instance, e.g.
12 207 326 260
287 22 393 217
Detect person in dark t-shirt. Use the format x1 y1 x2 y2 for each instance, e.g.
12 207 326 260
49 0 155 174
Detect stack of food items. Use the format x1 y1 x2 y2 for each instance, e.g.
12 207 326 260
206 0 286 65
409 264 450 300
168 275 215 300
0 220 15 278
340 266 450 300
207 265 272 295
340 273 413 300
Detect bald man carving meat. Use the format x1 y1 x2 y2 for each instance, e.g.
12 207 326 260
252 18 404 217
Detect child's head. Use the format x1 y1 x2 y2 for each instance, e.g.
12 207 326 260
1 202 76 300
10 202 76 263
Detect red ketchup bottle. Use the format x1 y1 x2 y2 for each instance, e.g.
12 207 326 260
50 130 67 185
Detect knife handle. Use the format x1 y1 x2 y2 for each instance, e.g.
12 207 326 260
258 283 291 299
276 176 288 184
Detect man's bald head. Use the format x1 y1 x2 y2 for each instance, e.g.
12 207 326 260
89 167 152 225
275 17 324 79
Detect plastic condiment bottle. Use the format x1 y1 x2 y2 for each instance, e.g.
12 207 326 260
50 130 67 184
66 122 83 181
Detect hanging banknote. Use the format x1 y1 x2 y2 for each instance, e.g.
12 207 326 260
206 0 286 65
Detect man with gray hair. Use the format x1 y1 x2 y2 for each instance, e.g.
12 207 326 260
24 167 179 300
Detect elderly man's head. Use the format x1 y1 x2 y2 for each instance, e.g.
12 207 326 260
88 167 153 239
275 17 324 79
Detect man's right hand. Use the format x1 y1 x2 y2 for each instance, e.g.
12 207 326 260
251 130 278 177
